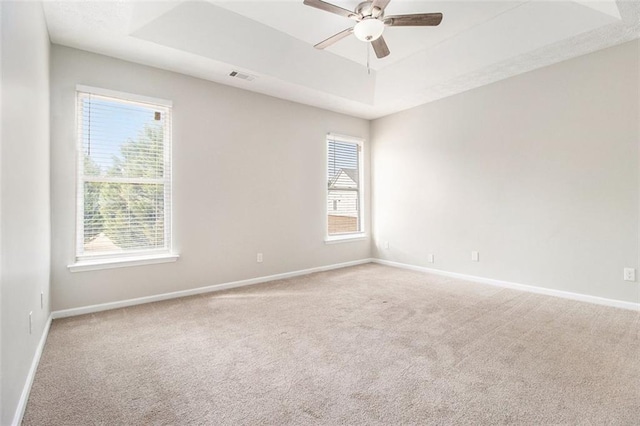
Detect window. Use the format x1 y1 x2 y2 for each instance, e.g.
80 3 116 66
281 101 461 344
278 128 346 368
75 86 172 262
327 134 363 239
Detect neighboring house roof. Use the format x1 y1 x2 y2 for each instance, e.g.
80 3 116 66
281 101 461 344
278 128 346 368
342 168 358 184
329 168 358 189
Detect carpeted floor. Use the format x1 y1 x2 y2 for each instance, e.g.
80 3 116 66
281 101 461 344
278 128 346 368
24 264 640 425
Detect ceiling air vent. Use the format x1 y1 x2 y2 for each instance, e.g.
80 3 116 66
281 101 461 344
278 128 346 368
229 71 256 82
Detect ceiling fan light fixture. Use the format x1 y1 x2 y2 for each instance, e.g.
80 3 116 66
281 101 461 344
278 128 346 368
353 18 384 42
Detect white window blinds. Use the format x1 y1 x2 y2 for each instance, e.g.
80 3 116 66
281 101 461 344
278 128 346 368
327 135 362 236
76 87 172 259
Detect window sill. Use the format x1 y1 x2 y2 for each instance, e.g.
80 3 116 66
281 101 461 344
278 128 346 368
68 253 179 273
324 234 367 244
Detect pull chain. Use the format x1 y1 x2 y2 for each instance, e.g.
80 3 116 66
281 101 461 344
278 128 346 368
367 44 371 75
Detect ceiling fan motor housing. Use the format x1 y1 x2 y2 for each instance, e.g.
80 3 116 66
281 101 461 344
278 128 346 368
353 1 386 42
355 1 385 19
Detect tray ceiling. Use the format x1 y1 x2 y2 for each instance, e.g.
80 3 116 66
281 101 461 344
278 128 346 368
43 1 640 119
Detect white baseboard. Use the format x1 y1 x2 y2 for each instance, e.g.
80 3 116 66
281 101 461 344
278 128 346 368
12 314 52 426
52 258 374 319
373 259 639 311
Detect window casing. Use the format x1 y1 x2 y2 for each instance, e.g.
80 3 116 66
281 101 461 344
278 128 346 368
75 86 172 261
327 134 364 239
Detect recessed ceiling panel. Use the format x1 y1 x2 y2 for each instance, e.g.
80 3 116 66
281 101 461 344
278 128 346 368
375 0 622 104
133 1 376 103
212 1 529 70
41 1 640 119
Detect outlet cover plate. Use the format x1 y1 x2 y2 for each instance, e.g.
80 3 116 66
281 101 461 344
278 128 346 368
624 268 635 282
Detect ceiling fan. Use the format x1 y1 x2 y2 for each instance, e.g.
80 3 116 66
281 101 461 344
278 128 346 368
303 0 443 59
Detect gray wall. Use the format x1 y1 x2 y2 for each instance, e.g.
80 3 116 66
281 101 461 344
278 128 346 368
371 40 639 304
1 2 51 424
50 45 371 311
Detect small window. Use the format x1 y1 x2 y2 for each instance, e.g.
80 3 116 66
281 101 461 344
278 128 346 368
327 134 363 237
75 87 172 260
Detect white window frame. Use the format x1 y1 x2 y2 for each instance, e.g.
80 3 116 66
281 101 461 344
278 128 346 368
325 133 366 243
69 85 177 272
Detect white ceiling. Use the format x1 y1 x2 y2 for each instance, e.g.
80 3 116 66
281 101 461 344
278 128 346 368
214 1 528 71
42 0 640 119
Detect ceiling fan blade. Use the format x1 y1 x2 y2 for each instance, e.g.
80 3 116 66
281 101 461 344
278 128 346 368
314 28 353 49
372 0 391 13
371 36 390 59
385 13 443 27
303 0 359 20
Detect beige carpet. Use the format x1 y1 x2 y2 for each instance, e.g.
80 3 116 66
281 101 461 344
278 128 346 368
24 264 640 425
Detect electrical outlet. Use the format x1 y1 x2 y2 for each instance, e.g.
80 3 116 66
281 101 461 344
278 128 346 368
428 254 435 263
624 268 636 282
29 311 33 334
383 241 390 250
471 251 479 262
257 253 263 263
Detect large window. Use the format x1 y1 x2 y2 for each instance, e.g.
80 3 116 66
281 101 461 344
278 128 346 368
327 134 363 238
75 86 172 260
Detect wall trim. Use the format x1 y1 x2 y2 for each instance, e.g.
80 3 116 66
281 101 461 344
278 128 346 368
52 258 374 319
12 314 52 426
373 259 640 311
53 257 639 318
